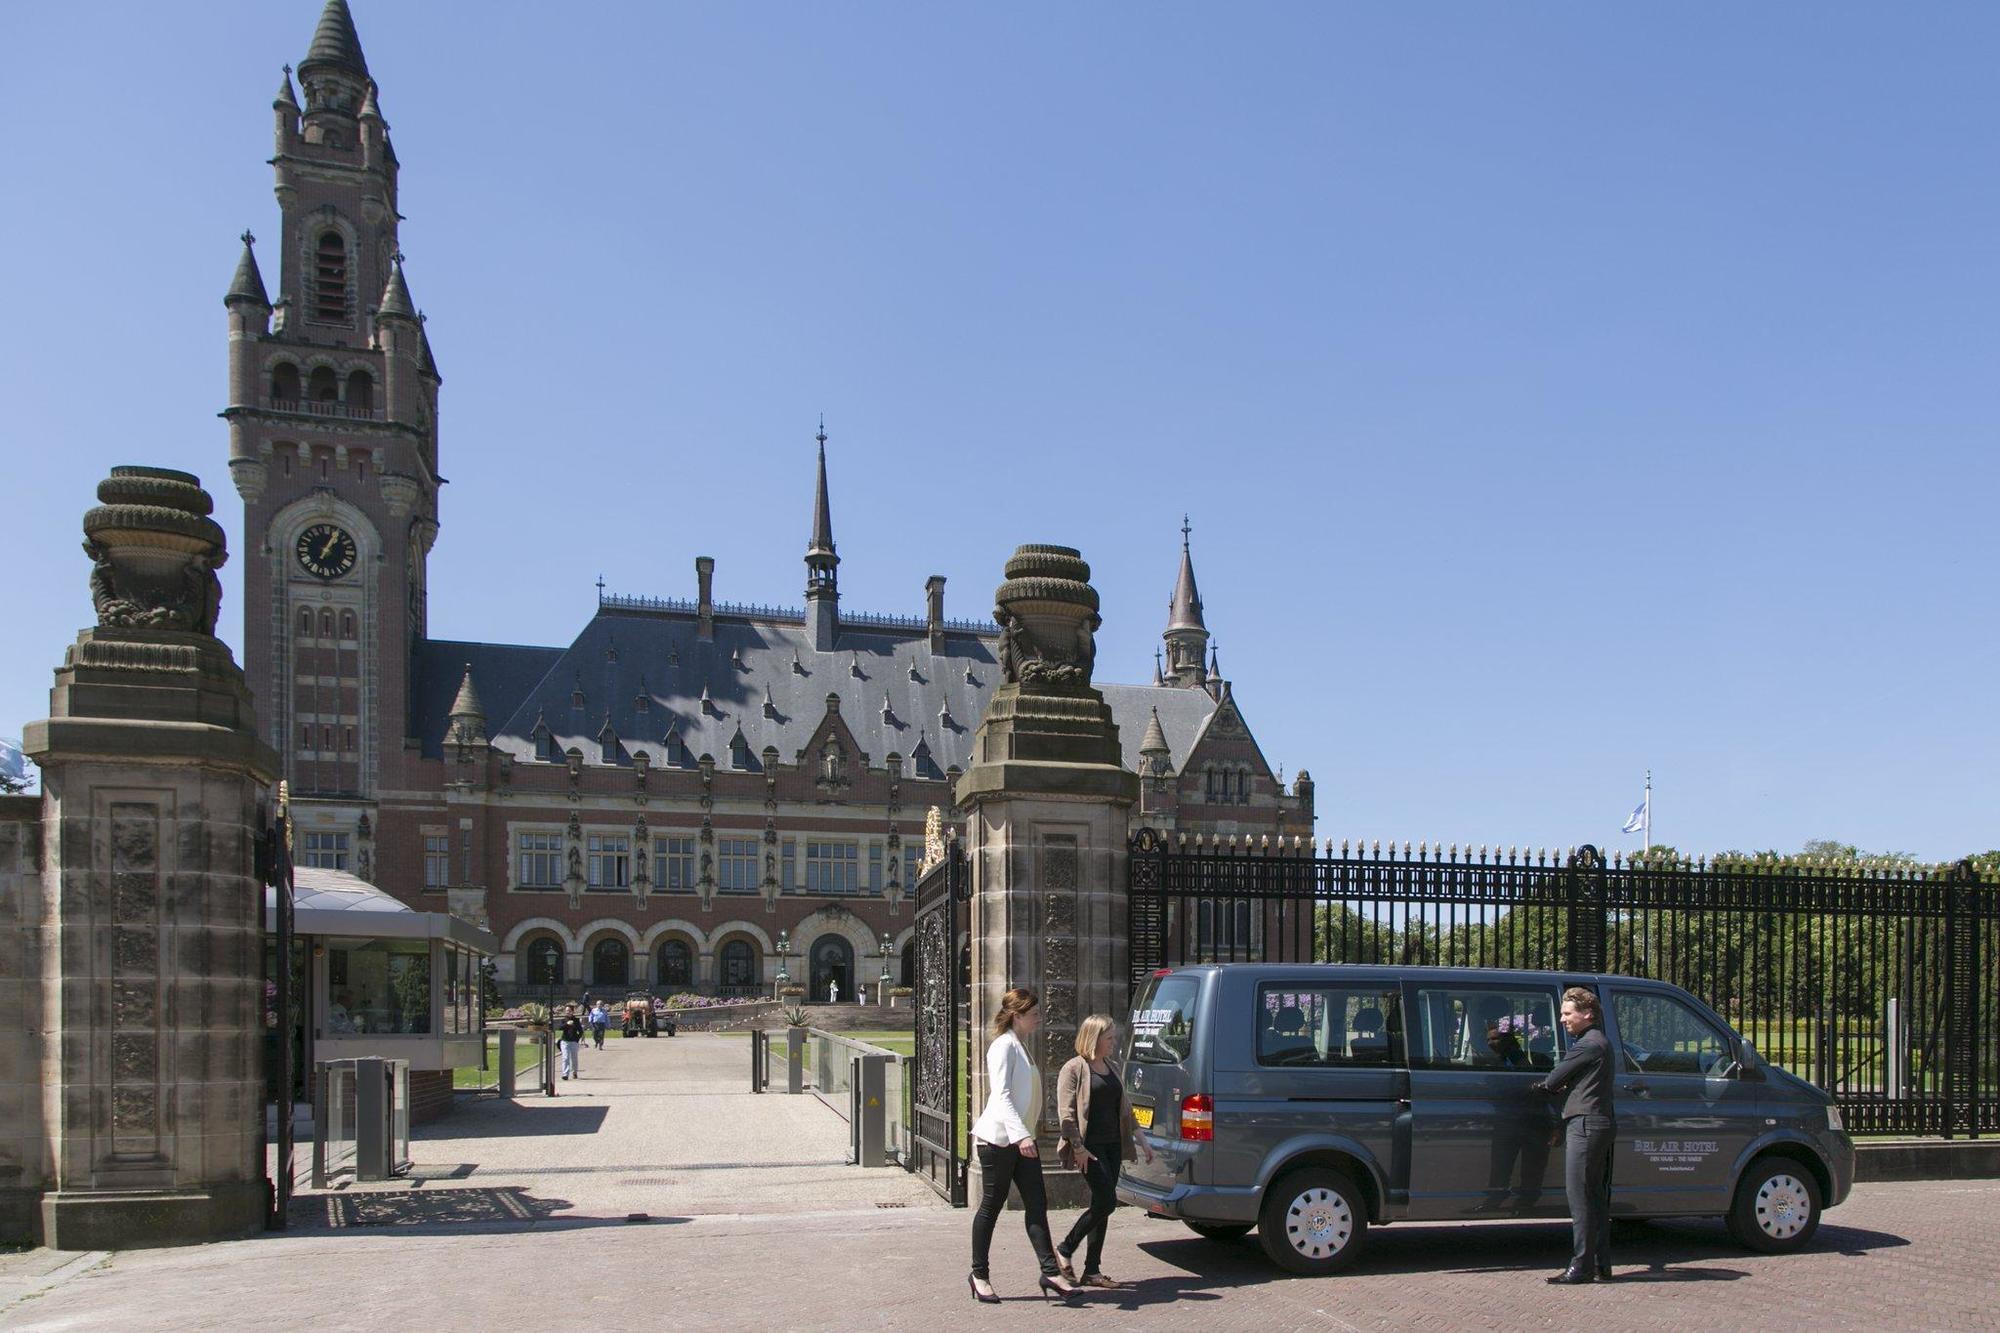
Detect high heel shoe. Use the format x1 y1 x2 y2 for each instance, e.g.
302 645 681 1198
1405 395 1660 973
1040 1274 1080 1304
967 1273 1000 1305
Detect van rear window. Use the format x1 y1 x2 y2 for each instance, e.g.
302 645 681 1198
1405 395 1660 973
1130 974 1202 1065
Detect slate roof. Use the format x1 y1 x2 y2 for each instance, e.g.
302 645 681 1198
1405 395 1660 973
419 606 1223 778
226 234 269 306
411 639 564 758
378 257 415 319
301 0 368 77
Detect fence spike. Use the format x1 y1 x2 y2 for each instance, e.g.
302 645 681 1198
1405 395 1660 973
1338 838 1349 856
1372 838 1382 858
1479 843 1489 863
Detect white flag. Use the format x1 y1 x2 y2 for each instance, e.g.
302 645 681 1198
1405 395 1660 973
0 738 25 782
1621 795 1647 835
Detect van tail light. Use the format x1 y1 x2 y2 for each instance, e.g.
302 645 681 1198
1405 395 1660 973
1180 1093 1214 1141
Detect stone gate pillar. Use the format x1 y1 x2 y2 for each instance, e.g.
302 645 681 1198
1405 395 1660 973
21 466 276 1248
957 545 1138 1203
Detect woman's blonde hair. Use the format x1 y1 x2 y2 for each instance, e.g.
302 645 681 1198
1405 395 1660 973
993 986 1039 1036
1074 1014 1116 1059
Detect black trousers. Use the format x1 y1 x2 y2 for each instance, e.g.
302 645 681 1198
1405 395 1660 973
1563 1114 1613 1270
971 1141 1059 1279
1058 1140 1122 1275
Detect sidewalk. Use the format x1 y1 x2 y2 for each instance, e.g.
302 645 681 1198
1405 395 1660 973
296 1030 941 1223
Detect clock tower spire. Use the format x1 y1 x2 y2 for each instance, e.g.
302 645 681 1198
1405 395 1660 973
224 0 441 837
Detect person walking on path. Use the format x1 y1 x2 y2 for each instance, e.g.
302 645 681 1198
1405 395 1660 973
1535 985 1615 1284
558 1005 584 1080
968 987 1080 1306
588 1001 609 1050
1054 1014 1155 1289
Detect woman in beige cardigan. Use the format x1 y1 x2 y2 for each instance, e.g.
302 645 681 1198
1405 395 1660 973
1054 1013 1156 1288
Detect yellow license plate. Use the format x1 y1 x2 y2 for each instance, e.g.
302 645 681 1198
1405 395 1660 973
1132 1104 1154 1130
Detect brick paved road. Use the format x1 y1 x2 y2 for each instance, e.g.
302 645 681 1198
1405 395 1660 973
2 1033 1992 1330
3 1180 1992 1331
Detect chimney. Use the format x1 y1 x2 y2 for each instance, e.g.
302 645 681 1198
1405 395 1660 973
695 556 715 641
925 575 946 651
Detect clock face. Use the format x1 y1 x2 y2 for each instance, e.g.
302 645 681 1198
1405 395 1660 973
296 523 358 580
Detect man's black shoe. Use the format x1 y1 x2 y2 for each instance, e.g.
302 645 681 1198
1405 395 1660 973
1596 1263 1612 1280
1546 1267 1594 1285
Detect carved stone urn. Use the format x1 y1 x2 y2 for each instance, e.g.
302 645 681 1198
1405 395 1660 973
957 544 1133 800
82 466 228 635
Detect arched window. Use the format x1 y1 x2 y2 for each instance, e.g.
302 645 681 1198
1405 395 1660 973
591 937 630 988
345 369 373 413
657 939 693 989
339 609 356 639
525 937 563 986
271 363 301 403
313 231 348 322
308 366 338 403
297 608 312 635
718 939 757 993
319 609 336 637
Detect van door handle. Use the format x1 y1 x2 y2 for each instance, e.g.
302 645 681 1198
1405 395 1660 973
1620 1081 1646 1094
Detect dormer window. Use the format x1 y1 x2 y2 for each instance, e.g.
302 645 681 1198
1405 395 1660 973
312 230 348 322
664 729 686 766
730 732 752 769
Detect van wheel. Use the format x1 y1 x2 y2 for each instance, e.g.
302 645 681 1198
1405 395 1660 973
1258 1168 1366 1275
1185 1222 1253 1243
1727 1156 1822 1253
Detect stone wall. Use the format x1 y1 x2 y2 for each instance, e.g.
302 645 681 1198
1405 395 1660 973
0 795 45 1242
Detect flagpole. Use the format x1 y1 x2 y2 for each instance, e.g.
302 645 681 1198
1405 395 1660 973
1644 770 1652 853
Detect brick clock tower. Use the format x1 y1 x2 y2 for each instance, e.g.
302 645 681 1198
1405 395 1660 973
224 0 439 872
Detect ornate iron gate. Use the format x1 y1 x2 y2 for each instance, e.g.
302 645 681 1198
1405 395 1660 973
910 839 968 1204
259 781 296 1229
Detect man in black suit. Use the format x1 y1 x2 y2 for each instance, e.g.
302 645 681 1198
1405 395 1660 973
1535 985 1615 1283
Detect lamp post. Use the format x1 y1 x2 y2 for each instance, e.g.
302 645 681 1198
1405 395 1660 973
774 929 790 999
879 934 893 1007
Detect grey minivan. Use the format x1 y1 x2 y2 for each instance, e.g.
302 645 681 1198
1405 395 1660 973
1116 964 1854 1275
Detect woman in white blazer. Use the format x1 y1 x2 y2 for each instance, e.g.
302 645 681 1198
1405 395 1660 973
968 987 1080 1304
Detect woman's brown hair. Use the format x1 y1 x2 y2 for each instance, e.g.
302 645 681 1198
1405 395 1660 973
1074 1013 1116 1059
993 986 1039 1036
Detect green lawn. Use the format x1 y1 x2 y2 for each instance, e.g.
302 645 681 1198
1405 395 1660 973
451 1034 543 1090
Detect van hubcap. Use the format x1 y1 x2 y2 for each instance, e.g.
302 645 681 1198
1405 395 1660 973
1285 1187 1353 1259
1754 1173 1811 1238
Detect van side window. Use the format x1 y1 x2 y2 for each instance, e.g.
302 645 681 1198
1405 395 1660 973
1256 984 1402 1068
1612 991 1731 1076
1410 986 1562 1071
1130 974 1202 1066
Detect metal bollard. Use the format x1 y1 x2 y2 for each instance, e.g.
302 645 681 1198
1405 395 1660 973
852 1052 888 1167
787 1027 805 1095
499 1029 518 1098
354 1056 392 1181
751 1029 765 1093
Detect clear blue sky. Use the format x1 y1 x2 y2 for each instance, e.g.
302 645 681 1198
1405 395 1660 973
3 3 1994 860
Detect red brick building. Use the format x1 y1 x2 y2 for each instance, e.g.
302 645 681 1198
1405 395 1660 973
225 2 1315 1001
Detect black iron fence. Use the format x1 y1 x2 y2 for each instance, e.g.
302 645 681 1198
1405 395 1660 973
1127 830 1999 1137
